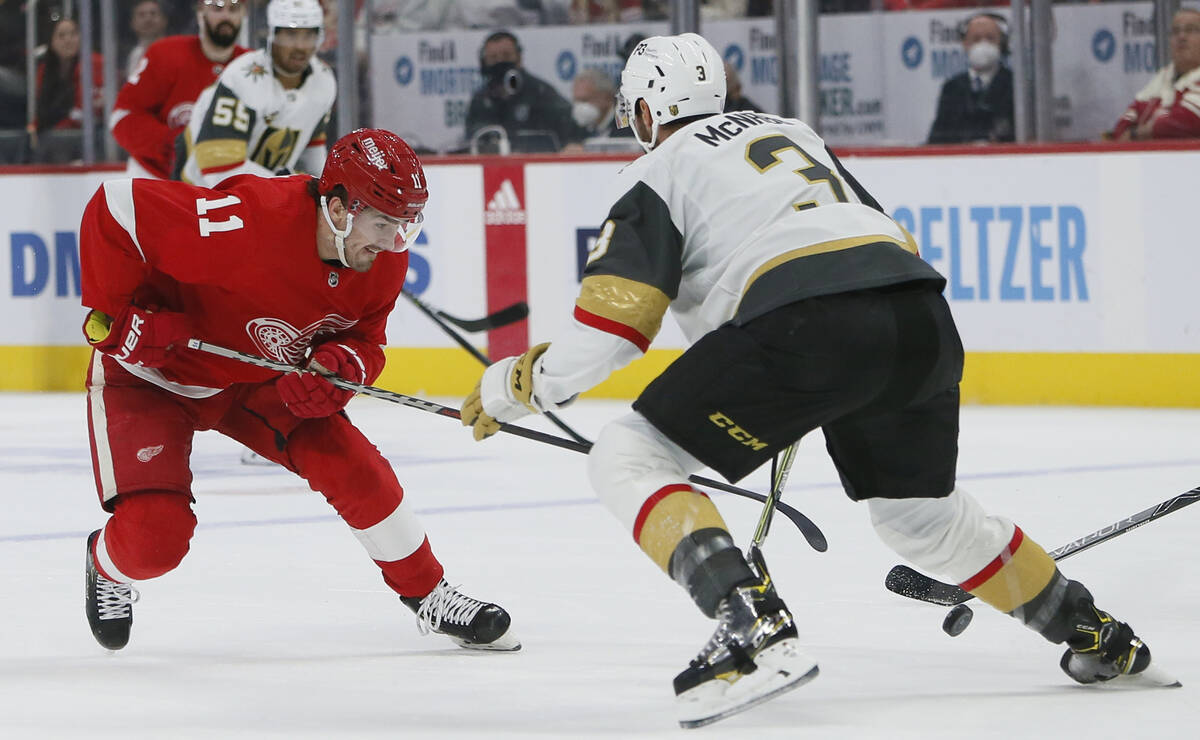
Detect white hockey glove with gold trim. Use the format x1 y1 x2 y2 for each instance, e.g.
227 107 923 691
462 343 550 441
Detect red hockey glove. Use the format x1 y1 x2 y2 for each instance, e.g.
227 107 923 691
277 344 364 418
84 305 191 368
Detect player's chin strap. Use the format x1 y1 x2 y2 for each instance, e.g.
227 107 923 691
319 195 354 268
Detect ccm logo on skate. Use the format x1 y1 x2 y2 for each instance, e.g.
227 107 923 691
136 445 164 462
114 314 144 362
708 412 768 451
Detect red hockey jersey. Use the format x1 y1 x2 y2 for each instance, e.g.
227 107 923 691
109 35 249 179
79 175 408 395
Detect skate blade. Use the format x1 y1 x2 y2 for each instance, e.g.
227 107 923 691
451 631 522 652
1102 664 1182 689
677 640 819 729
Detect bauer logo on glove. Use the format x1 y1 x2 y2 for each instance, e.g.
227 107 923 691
84 305 191 368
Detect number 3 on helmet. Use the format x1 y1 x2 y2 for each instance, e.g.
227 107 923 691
615 33 726 153
318 128 428 256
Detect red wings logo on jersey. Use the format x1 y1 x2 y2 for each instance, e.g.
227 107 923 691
166 102 194 130
247 315 358 365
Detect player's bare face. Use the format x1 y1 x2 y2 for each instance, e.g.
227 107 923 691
272 28 320 77
200 1 245 48
341 211 403 273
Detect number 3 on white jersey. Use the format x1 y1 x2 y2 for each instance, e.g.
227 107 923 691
196 195 244 237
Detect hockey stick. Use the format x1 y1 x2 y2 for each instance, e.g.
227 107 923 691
401 290 590 446
747 441 802 579
187 339 828 551
401 290 529 333
751 441 801 550
883 485 1200 635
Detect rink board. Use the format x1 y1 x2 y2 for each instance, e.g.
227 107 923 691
1 145 1197 405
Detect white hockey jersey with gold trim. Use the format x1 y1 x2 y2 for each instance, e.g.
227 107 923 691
180 49 336 187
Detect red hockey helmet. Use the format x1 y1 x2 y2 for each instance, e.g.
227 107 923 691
318 128 428 251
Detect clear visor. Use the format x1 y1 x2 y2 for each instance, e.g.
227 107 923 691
614 92 633 129
387 212 424 253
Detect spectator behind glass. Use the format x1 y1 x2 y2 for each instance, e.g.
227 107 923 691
0 0 27 130
464 30 585 153
1110 7 1200 141
570 66 628 139
109 0 249 180
125 0 168 77
724 62 762 113
31 18 105 135
927 12 1014 144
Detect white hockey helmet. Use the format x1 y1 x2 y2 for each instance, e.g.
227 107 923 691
266 0 324 50
616 33 727 152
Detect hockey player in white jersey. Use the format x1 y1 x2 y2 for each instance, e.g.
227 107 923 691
462 33 1172 727
178 0 334 186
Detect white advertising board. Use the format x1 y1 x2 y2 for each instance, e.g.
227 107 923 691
2 171 115 346
2 149 1196 355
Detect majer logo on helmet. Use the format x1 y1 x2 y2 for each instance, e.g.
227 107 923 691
318 128 428 267
616 33 727 153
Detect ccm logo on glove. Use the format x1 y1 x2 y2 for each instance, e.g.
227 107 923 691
277 344 365 418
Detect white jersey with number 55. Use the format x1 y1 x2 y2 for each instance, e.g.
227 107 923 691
179 49 336 187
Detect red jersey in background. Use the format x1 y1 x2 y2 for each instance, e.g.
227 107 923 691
109 35 249 179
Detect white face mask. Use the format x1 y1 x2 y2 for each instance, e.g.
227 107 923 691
572 101 601 128
967 40 1001 71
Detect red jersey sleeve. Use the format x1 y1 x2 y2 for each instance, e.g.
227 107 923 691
1149 86 1200 138
110 41 180 178
79 180 152 316
1111 99 1149 139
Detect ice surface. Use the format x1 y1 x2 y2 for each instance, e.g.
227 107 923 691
2 393 1198 738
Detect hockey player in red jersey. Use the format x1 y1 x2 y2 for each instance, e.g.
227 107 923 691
463 33 1172 727
79 128 519 654
109 0 250 179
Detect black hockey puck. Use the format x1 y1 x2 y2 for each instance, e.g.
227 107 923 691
942 604 974 637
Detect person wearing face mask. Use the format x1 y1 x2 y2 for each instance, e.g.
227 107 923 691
927 13 1014 145
570 67 629 139
464 30 585 153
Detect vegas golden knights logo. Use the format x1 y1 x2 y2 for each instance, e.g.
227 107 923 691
250 126 301 171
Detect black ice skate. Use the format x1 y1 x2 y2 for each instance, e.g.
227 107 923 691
85 530 137 650
673 573 818 728
400 579 520 651
1058 585 1179 688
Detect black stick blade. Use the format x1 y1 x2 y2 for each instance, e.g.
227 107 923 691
884 565 971 606
436 302 529 332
